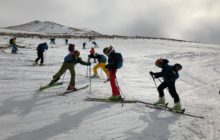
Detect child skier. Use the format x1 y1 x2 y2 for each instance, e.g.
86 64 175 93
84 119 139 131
33 42 48 66
89 53 109 80
150 58 182 111
9 37 17 54
103 46 123 101
88 47 96 63
49 48 91 91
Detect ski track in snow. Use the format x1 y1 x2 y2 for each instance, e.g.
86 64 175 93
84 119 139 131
0 37 220 140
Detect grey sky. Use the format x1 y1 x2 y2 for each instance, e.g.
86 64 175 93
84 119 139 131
0 0 220 44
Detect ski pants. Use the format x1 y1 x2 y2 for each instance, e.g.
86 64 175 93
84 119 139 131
54 62 75 86
109 69 120 96
11 45 17 54
93 62 109 77
35 51 44 64
157 81 180 103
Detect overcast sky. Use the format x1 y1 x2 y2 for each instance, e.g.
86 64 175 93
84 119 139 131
0 0 220 44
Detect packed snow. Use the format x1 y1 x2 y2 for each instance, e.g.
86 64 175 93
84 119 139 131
0 35 220 140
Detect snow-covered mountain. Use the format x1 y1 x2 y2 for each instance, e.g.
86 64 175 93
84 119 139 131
3 20 102 36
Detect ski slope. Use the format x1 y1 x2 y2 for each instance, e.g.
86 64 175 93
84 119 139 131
0 36 220 140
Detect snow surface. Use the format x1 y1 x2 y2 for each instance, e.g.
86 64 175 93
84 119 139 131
0 35 220 140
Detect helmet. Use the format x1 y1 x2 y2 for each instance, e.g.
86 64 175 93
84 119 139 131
74 50 80 57
103 47 110 54
155 58 163 67
68 44 75 52
174 63 182 71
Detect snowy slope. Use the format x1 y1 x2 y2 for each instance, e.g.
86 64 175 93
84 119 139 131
0 36 220 140
3 20 101 36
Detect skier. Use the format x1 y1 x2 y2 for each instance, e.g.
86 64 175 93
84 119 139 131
88 47 96 63
9 37 17 54
92 41 98 48
33 42 48 66
89 53 109 80
149 58 182 111
65 39 68 45
49 48 91 91
103 46 123 101
82 42 86 49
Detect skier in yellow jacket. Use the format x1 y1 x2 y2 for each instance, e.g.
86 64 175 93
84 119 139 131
89 53 109 80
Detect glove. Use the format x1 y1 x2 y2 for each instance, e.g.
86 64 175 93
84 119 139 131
87 62 91 66
105 64 109 69
149 71 154 76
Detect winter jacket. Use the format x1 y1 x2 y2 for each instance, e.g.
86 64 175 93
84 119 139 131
88 53 106 63
64 53 89 66
154 64 179 83
37 43 48 52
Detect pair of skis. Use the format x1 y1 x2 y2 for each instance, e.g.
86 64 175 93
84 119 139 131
85 97 204 119
39 82 89 96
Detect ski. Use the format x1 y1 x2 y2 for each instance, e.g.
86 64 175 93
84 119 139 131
58 85 89 96
85 97 137 103
39 82 64 91
143 103 204 119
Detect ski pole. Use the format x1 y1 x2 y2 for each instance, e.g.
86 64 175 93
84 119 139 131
150 73 158 88
89 65 92 94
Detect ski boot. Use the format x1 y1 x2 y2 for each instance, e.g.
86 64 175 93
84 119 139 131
90 74 99 78
49 76 60 85
154 97 166 106
66 84 77 91
171 102 182 112
108 95 122 101
33 61 38 65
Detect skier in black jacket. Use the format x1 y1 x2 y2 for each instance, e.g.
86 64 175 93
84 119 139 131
150 58 182 111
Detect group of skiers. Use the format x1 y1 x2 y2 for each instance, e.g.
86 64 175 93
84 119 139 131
9 37 183 112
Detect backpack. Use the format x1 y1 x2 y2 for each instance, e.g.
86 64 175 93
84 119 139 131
9 39 13 44
100 55 107 63
115 53 123 68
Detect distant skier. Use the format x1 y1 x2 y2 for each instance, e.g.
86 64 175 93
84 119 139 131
103 46 123 101
92 41 98 48
150 58 182 112
89 53 109 80
33 42 48 66
50 38 55 44
88 47 96 63
49 47 91 91
82 42 87 49
9 37 17 54
65 39 68 45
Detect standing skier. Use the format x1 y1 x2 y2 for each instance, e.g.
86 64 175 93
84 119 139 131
103 46 123 101
33 42 48 66
150 58 182 111
49 48 91 91
89 53 109 80
9 37 17 54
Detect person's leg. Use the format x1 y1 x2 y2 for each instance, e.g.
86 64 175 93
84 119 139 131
157 82 168 98
168 82 180 103
40 52 44 64
109 69 120 96
49 63 67 84
35 52 41 63
93 63 101 76
100 63 109 78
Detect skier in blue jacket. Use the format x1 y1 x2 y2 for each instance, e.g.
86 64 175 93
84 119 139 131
150 58 182 111
33 42 48 65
